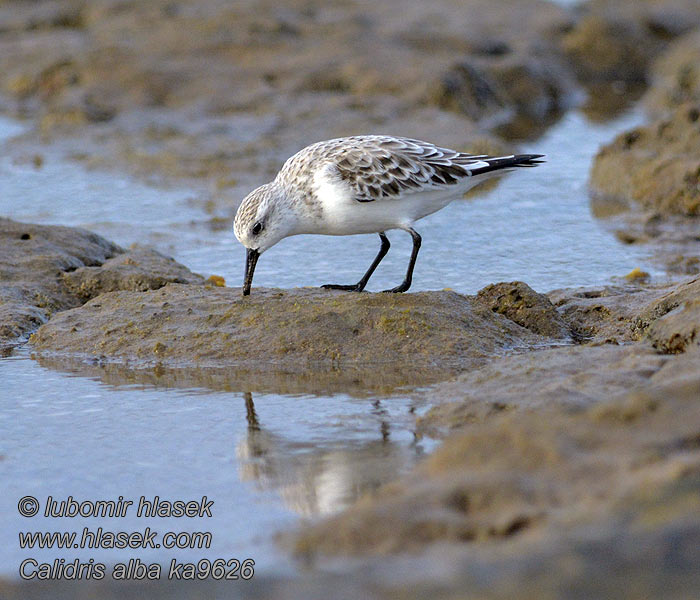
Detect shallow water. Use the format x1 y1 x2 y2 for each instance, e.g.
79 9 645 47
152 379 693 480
1 347 431 576
0 103 656 580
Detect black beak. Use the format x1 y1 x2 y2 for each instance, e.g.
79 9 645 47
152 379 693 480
242 248 260 296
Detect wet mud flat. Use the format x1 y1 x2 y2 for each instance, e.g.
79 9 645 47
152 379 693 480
2 0 700 598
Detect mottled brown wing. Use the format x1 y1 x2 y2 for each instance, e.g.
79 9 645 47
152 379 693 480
332 137 486 202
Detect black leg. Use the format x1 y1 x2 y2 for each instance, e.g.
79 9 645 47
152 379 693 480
382 228 421 293
243 391 260 432
322 232 390 292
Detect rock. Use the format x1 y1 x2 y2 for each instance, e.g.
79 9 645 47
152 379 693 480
0 218 203 349
0 217 120 348
637 276 700 352
590 103 700 217
287 278 700 558
417 277 700 435
588 20 700 277
645 29 700 117
428 60 508 123
635 276 700 328
561 15 652 84
547 282 666 343
558 1 700 118
428 53 574 128
62 246 204 302
415 344 669 436
665 253 700 275
28 285 559 376
476 281 571 339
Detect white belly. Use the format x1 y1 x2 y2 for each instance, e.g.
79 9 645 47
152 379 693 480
321 190 456 234
306 169 465 235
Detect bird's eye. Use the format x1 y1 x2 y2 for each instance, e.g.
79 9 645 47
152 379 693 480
252 221 264 236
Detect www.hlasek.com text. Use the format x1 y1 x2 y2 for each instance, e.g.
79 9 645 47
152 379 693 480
20 527 212 550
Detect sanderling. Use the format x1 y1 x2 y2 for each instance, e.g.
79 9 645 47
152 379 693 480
234 135 543 295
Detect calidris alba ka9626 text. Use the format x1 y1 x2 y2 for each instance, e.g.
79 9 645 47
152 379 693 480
234 135 543 295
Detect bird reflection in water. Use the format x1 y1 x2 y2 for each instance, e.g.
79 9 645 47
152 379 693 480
236 391 423 517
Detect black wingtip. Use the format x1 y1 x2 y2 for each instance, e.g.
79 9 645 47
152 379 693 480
514 153 546 166
468 153 545 176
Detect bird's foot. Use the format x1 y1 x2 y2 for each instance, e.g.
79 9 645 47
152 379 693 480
381 283 410 293
321 283 365 292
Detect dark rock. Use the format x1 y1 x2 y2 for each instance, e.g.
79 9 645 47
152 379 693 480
0 217 121 348
430 60 507 123
476 281 571 339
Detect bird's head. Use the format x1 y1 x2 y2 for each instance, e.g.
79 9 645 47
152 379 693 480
234 182 294 296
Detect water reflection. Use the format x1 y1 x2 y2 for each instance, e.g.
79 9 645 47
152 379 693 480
19 349 432 519
237 391 420 517
33 353 460 397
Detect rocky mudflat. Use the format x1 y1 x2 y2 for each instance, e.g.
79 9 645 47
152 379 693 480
292 353 700 554
284 271 700 564
3 212 698 586
12 218 698 586
5 216 700 598
1 0 698 199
